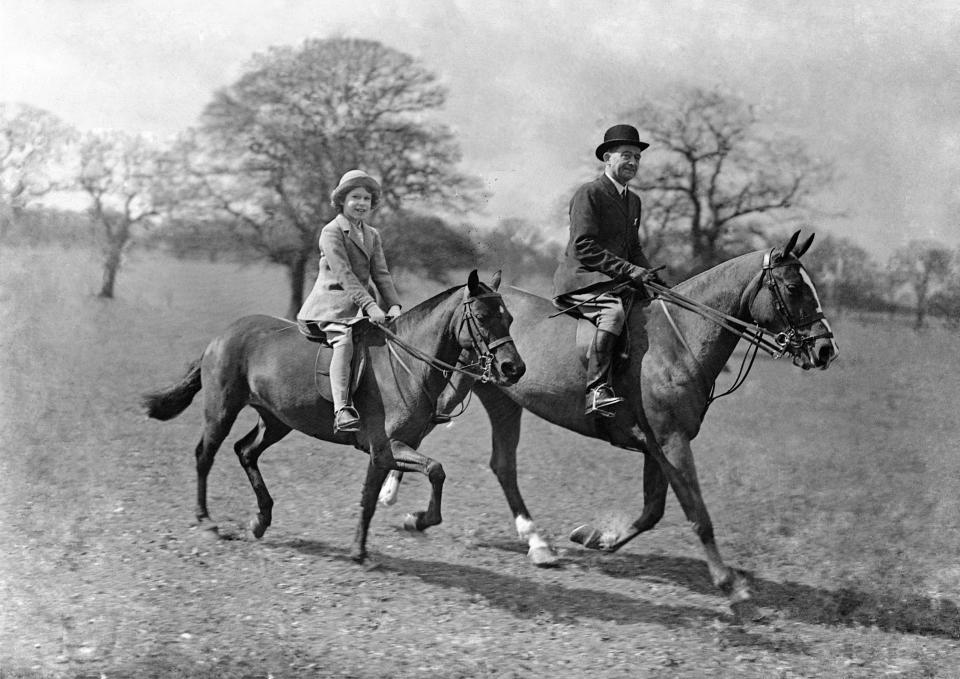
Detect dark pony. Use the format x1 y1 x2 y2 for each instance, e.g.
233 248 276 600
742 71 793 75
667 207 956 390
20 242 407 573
142 270 524 562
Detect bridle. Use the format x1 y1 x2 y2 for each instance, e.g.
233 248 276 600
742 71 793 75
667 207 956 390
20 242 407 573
378 289 516 385
751 249 834 359
653 249 832 362
454 292 517 383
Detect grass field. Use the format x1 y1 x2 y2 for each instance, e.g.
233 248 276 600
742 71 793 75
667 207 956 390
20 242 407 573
1 245 958 677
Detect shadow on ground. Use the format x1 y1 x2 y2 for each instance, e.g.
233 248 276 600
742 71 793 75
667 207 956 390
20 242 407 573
546 542 960 640
278 537 822 657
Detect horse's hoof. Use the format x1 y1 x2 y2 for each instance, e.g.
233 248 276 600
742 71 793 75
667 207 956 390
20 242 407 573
730 582 752 605
249 518 267 539
349 548 366 564
197 525 221 541
528 545 560 567
403 513 422 532
569 524 604 550
730 599 764 624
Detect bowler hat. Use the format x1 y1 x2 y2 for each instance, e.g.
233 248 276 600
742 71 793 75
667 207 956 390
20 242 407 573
330 169 381 209
595 124 650 160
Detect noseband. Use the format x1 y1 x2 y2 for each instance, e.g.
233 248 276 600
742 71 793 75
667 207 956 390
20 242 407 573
458 292 516 383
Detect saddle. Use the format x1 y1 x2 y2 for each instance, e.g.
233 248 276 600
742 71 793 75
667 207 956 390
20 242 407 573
298 318 380 403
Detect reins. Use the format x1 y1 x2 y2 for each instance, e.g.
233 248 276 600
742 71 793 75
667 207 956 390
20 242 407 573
374 290 515 425
377 292 514 384
646 280 783 359
644 249 833 407
657 298 763 406
646 249 831 360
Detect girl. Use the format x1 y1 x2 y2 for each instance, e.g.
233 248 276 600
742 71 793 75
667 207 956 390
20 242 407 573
297 170 402 432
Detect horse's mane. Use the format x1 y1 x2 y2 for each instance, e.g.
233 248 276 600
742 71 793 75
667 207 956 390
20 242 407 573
504 250 767 307
673 248 765 293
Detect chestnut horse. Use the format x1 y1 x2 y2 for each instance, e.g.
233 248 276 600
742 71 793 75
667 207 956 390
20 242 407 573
142 270 524 562
381 232 838 607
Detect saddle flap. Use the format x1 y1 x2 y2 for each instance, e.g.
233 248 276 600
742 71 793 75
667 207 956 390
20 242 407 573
305 319 372 403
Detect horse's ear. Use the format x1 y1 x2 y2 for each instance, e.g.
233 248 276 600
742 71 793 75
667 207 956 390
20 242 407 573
783 230 801 257
491 270 502 291
467 269 480 296
794 233 815 258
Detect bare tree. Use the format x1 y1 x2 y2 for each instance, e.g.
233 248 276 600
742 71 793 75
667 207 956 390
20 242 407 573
888 239 953 329
804 234 886 311
624 88 834 274
77 130 164 298
174 38 478 318
0 102 77 238
381 211 477 283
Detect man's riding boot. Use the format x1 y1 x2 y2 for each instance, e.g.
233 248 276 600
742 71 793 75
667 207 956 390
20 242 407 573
330 342 360 433
584 329 624 418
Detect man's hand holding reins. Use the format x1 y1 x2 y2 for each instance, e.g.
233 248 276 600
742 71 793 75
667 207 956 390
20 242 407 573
629 265 666 290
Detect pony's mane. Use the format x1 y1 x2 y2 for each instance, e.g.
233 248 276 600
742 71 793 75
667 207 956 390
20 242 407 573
389 280 493 335
390 284 460 334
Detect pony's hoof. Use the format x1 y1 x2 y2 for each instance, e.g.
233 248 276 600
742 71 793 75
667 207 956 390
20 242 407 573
349 548 366 564
403 513 422 532
528 545 560 567
195 520 220 538
569 524 604 550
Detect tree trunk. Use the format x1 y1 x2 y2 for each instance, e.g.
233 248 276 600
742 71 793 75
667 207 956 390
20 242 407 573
98 244 122 299
690 233 719 275
913 280 929 330
914 303 926 330
285 253 309 320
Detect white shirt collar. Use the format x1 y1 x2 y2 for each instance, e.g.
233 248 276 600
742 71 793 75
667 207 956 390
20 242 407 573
605 172 628 195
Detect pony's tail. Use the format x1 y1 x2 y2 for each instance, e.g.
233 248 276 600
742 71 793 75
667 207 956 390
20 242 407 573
142 359 202 421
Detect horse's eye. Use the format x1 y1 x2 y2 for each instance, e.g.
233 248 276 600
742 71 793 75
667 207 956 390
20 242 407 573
786 283 801 294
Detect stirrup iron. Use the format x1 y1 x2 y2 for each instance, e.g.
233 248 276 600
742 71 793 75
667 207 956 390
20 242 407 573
334 406 360 433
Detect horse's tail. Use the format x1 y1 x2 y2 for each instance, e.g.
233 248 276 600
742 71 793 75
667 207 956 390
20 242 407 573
142 359 203 421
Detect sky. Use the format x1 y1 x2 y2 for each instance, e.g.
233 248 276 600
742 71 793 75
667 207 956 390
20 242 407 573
1 0 958 260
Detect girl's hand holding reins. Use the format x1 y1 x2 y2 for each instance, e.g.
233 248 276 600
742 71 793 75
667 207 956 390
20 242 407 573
367 306 387 324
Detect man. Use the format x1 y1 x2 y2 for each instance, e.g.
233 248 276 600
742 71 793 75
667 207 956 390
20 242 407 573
553 124 662 418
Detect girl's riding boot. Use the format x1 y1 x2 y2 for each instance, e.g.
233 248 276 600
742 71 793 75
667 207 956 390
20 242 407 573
329 341 360 433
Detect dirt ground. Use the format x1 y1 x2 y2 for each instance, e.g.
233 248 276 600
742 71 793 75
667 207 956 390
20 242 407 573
2 248 959 678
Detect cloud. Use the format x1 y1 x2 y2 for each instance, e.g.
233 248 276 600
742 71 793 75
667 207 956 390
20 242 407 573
1 0 958 257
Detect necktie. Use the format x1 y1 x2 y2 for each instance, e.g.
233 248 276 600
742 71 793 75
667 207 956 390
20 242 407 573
622 190 630 207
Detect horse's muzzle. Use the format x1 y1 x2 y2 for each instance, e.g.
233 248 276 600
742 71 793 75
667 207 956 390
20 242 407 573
495 353 526 385
795 332 837 371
